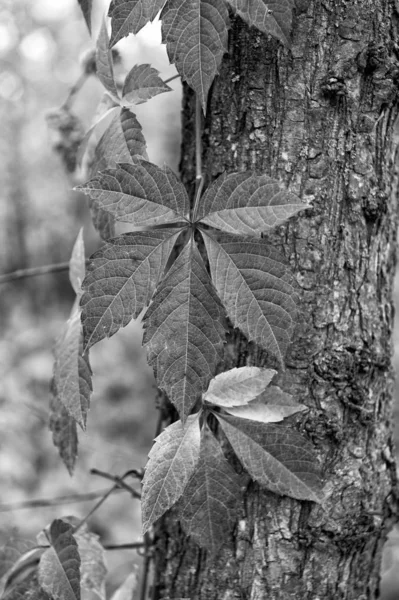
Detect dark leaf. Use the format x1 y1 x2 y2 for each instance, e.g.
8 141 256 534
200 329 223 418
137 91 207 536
227 0 295 46
49 390 79 476
81 229 181 349
109 0 166 44
216 413 323 502
78 0 93 34
203 366 276 407
143 239 226 421
224 385 307 422
122 64 172 105
142 414 201 532
96 19 119 98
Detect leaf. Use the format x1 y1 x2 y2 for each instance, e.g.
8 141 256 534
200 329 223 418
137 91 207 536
74 530 106 600
202 230 299 365
122 64 172 105
227 0 295 46
77 93 120 167
38 520 81 600
49 391 79 475
216 413 323 502
177 426 242 553
160 0 230 111
78 159 189 227
224 385 307 423
96 19 119 98
2 574 50 600
142 414 201 533
78 0 93 34
0 539 36 581
197 172 308 237
203 366 276 407
69 230 85 298
0 540 39 598
143 239 226 421
109 0 167 44
109 571 138 600
81 229 181 349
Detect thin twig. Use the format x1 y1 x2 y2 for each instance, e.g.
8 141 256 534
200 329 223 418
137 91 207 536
140 533 152 600
164 73 180 86
104 542 145 550
0 489 116 512
62 72 89 110
74 485 117 534
0 260 89 285
90 468 141 499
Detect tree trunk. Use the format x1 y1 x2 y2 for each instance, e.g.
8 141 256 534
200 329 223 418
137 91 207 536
152 1 399 598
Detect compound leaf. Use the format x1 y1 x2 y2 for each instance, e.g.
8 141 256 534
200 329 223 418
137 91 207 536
78 0 93 34
109 0 166 45
224 385 307 423
177 426 242 553
216 413 323 502
143 239 226 421
142 414 201 533
122 64 172 105
81 228 181 349
78 159 189 226
49 392 79 475
203 366 276 407
96 19 119 98
197 172 308 237
161 0 229 112
202 230 299 365
227 0 295 46
38 520 81 600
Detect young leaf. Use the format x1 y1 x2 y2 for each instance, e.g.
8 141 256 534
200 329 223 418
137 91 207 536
143 239 226 421
77 93 120 167
49 391 79 475
224 385 306 422
160 0 230 111
202 230 299 365
38 520 81 600
177 426 243 553
197 172 308 237
78 0 93 34
74 530 106 600
81 229 181 349
142 413 201 533
69 229 85 298
227 0 295 47
109 0 167 44
122 64 172 105
216 413 323 502
110 571 138 600
203 366 276 407
96 19 119 98
78 159 189 227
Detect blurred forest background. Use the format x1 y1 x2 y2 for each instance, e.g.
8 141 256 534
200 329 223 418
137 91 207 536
1 0 399 597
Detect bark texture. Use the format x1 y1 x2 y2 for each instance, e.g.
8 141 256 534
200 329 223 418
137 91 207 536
152 1 399 598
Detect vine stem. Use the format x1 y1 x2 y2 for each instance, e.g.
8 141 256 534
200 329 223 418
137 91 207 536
0 260 89 284
192 95 204 220
0 489 115 512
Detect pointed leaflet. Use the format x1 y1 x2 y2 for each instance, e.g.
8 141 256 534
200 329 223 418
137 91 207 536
216 413 323 502
110 572 138 600
161 0 229 111
203 367 276 407
81 229 181 349
69 229 85 297
77 93 120 167
74 529 106 600
109 0 166 44
177 426 242 553
224 385 306 422
197 172 308 237
78 159 189 227
38 520 81 600
142 414 201 533
78 0 93 34
96 19 119 98
202 230 299 364
49 392 78 475
122 64 172 105
143 239 226 421
227 0 295 47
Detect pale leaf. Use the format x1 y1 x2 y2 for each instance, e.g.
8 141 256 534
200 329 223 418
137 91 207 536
78 0 93 34
203 366 276 407
38 520 81 600
109 0 166 45
81 229 181 349
224 385 307 423
49 391 79 475
96 19 119 98
160 0 229 112
122 64 171 105
202 230 299 365
216 413 323 502
177 426 242 553
227 0 295 46
143 239 226 421
110 570 138 600
77 94 120 167
197 172 308 236
142 414 201 533
0 540 38 597
74 530 106 600
69 229 85 298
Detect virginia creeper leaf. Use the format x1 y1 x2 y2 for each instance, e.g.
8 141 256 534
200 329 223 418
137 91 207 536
197 172 308 236
49 387 79 475
122 64 172 105
202 230 299 365
142 413 201 533
109 0 166 44
77 93 120 167
78 0 93 34
203 366 276 407
38 520 81 600
78 159 189 226
227 0 295 46
177 426 242 553
160 0 230 111
81 229 181 349
74 530 106 600
69 229 85 298
1 575 50 600
96 19 119 98
216 413 323 502
110 572 138 600
224 385 306 422
0 539 36 581
143 239 226 421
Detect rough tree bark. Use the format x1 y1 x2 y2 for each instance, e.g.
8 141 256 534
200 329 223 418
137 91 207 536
152 1 399 598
